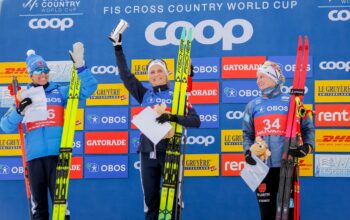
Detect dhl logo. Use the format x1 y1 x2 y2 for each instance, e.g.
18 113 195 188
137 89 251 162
318 135 350 142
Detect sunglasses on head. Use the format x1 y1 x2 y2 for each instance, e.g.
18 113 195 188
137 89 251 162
32 68 50 75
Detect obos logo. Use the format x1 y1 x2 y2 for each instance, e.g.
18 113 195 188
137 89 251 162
84 156 128 178
145 19 253 50
91 66 119 75
86 163 126 173
223 87 260 98
328 10 350 21
182 135 215 147
29 17 74 31
0 164 10 174
146 96 172 105
196 105 219 128
319 61 350 72
85 107 128 130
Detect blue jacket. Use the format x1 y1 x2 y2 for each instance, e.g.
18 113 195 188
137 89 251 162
242 91 314 167
0 68 98 161
115 46 201 152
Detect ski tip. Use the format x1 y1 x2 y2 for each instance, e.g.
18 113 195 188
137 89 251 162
187 28 193 41
181 28 186 39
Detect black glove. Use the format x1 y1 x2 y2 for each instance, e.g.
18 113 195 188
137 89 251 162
190 64 194 77
156 113 178 124
288 143 312 158
16 97 32 114
244 150 256 166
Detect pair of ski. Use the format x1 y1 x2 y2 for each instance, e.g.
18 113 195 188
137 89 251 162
276 36 309 220
158 27 193 220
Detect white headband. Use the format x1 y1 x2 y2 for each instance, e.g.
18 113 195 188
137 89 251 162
147 59 169 78
257 62 282 83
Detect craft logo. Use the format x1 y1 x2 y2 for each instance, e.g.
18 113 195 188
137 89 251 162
46 61 73 82
84 156 128 179
0 62 30 84
85 107 128 130
0 158 24 180
85 132 128 154
131 58 175 81
75 108 84 131
315 104 350 127
0 134 22 156
221 154 245 176
184 154 219 176
189 82 219 104
222 81 260 103
191 57 220 79
315 80 350 102
316 129 350 152
195 105 219 128
221 56 266 78
299 154 313 177
70 156 83 179
221 130 243 152
315 154 350 177
267 56 313 78
86 84 129 106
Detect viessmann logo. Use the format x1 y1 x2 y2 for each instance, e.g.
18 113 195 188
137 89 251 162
315 104 350 127
145 19 253 50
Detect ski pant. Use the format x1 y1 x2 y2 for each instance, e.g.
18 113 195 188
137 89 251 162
27 155 70 220
140 152 181 220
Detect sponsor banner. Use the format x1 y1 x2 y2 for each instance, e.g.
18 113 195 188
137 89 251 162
130 107 144 129
221 56 266 78
299 154 313 177
0 62 30 84
70 156 83 179
282 80 313 104
86 84 129 106
221 130 243 152
189 82 219 104
184 154 219 176
75 108 84 131
315 80 350 103
72 132 84 155
268 56 313 78
221 154 245 176
319 60 350 73
84 155 128 179
315 104 350 127
0 86 19 108
129 154 142 181
85 131 128 154
46 61 73 82
315 154 350 177
0 157 24 180
129 130 141 154
194 105 219 128
191 57 220 79
131 58 175 81
85 107 128 130
316 129 350 152
220 104 246 129
222 80 260 103
91 65 120 76
0 134 22 156
183 129 220 154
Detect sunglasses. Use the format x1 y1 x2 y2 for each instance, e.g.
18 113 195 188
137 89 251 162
32 68 50 75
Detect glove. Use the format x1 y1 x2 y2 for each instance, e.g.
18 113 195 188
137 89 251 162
288 143 312 158
16 97 32 115
156 113 178 124
69 42 85 68
109 31 122 46
244 150 256 166
190 64 194 77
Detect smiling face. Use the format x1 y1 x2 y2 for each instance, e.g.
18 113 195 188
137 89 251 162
256 71 276 91
148 64 168 87
31 69 49 85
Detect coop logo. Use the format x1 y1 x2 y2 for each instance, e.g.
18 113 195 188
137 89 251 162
316 104 350 127
91 65 119 75
84 156 128 178
134 161 141 170
319 61 350 72
226 111 244 120
328 10 350 21
29 17 74 31
221 154 245 176
184 154 219 176
85 132 128 154
281 85 309 95
145 19 253 50
182 135 215 147
0 164 10 174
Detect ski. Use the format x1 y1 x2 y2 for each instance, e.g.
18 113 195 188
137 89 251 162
52 66 81 220
158 27 192 220
276 36 309 220
8 76 33 220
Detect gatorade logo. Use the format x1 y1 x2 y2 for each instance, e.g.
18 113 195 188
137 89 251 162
29 17 74 31
190 82 219 104
145 19 253 50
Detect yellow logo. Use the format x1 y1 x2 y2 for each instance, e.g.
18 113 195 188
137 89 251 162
315 80 350 103
316 129 350 152
0 62 31 84
184 154 219 176
0 134 22 156
131 59 175 81
299 154 313 177
75 108 84 131
221 130 243 152
86 84 129 106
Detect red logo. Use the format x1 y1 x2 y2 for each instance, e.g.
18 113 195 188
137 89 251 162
2 68 27 75
258 183 267 193
189 82 219 104
315 104 350 127
70 156 83 179
222 56 266 79
85 132 128 154
221 154 245 176
130 107 144 129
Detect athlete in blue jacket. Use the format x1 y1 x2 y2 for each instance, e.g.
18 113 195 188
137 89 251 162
0 42 97 220
242 61 314 220
109 32 200 220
